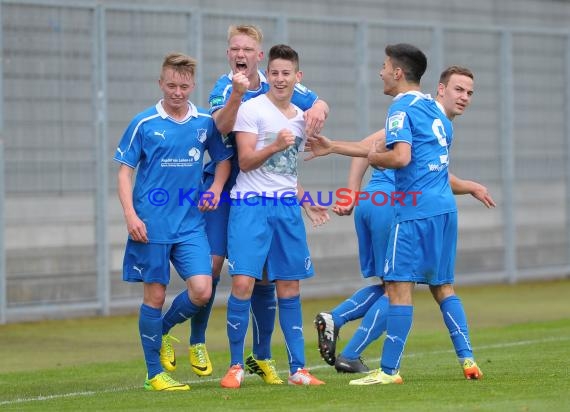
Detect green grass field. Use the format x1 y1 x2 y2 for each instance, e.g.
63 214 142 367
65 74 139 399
1 279 569 411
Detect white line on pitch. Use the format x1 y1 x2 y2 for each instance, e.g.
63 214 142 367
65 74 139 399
1 335 568 406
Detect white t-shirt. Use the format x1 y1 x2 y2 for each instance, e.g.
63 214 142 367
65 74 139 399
231 94 306 199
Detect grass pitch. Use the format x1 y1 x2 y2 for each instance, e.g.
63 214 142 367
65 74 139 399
1 279 569 411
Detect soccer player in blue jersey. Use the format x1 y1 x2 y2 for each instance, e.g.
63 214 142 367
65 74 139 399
348 44 483 385
114 53 233 391
306 64 493 380
180 24 329 382
220 44 325 388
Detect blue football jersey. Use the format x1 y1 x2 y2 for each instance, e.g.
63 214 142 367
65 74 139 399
114 101 233 243
204 70 319 188
384 91 456 222
364 168 395 192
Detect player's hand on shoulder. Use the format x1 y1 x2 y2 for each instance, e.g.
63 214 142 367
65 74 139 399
304 106 326 137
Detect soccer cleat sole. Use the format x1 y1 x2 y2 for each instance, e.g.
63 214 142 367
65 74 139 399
314 313 338 366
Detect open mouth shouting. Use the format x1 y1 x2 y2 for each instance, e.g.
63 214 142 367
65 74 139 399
235 61 248 73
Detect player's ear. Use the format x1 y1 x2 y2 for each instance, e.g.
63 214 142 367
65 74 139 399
296 70 303 83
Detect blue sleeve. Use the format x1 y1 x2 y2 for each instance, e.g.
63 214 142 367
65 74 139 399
113 117 143 168
209 75 231 114
385 108 412 149
206 123 234 162
291 82 319 111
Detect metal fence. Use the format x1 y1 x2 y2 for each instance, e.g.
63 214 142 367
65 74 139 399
1 0 569 323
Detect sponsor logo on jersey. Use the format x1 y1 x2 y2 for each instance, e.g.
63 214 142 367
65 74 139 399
210 96 224 108
388 111 406 132
153 130 166 139
188 147 201 162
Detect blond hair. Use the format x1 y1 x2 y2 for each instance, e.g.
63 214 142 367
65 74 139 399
227 24 263 44
161 52 197 79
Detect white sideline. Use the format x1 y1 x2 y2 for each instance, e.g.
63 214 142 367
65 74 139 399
1 335 568 406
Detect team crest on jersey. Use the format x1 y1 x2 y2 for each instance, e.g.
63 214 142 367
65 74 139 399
305 256 312 271
196 129 207 143
388 111 406 133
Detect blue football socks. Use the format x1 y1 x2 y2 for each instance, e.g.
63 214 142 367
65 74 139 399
161 289 202 335
380 305 413 375
139 303 163 379
331 284 385 327
341 294 389 359
227 294 251 366
251 283 277 360
277 295 305 373
440 295 473 360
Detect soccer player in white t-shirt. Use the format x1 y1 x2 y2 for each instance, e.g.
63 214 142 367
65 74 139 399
187 25 329 383
220 44 325 388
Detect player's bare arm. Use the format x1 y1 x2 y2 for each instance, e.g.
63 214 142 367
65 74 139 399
199 159 231 212
332 156 369 216
117 164 148 243
236 129 295 172
368 141 410 169
305 128 385 161
449 173 496 208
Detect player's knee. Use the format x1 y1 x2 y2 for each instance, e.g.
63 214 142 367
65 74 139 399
191 288 212 306
145 291 166 308
430 284 455 303
231 277 255 299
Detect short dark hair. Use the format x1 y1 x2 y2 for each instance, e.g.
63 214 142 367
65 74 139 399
267 44 299 70
385 43 427 84
439 65 474 85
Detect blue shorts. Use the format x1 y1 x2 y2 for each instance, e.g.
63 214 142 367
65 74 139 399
383 212 457 285
203 196 230 257
122 236 212 285
354 194 394 278
227 197 314 281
